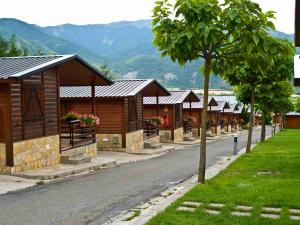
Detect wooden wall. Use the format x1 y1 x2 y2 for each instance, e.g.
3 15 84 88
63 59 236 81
182 109 201 129
286 116 300 129
0 84 9 142
11 69 59 142
60 98 125 134
143 104 174 131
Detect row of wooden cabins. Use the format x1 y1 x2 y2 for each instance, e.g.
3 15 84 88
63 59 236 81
0 55 243 173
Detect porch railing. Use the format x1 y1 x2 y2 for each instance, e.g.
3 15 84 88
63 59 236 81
206 120 212 131
183 120 192 134
60 120 96 152
143 120 159 140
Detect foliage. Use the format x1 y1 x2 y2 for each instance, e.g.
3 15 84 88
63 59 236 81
63 112 81 122
240 107 250 125
149 117 163 125
0 33 27 57
80 114 100 126
147 130 300 225
99 64 118 80
295 97 300 113
152 0 275 182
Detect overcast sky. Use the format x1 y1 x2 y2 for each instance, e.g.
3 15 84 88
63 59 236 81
0 0 295 34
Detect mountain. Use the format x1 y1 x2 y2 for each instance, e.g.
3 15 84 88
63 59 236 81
0 18 105 63
0 18 296 89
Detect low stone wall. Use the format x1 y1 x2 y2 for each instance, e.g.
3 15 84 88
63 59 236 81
174 127 184 143
145 135 160 145
160 130 172 143
96 134 123 151
0 143 6 168
126 130 144 153
97 130 144 153
61 143 97 158
1 135 60 174
192 128 201 138
216 125 221 136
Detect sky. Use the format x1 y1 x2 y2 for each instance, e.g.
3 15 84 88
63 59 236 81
0 0 295 34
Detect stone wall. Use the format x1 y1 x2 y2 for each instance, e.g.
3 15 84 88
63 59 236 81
160 130 172 143
97 130 144 153
0 143 6 167
61 143 97 158
11 135 60 173
216 125 221 136
125 130 144 153
145 135 160 145
192 128 200 138
96 134 123 151
174 127 184 143
228 125 232 133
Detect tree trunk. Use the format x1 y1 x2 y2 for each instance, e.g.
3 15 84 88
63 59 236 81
198 57 211 183
246 86 255 153
260 112 266 142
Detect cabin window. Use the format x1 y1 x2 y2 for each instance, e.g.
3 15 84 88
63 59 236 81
23 83 45 123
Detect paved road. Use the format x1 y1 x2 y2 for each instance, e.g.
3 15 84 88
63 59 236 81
0 127 271 225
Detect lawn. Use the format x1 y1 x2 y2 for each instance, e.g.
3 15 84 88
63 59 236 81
147 129 300 225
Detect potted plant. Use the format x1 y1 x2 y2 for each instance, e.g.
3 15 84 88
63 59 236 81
81 114 100 127
150 117 162 126
187 116 196 123
64 112 80 123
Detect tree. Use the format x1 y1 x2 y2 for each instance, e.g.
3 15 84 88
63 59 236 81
99 64 116 80
295 98 300 112
152 0 274 183
221 36 294 151
0 33 27 57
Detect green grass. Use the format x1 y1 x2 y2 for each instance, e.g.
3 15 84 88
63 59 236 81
147 129 300 225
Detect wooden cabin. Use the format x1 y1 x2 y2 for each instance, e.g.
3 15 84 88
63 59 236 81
143 91 200 143
232 105 243 131
182 97 218 138
0 55 112 174
60 79 170 153
222 103 239 133
283 112 300 129
208 101 230 135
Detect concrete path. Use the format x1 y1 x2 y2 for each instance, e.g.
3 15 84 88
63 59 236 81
0 127 270 225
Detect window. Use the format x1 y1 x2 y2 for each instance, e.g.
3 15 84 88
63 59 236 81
23 83 45 123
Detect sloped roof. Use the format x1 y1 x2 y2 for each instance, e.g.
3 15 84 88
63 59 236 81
224 104 239 113
144 90 200 105
210 101 230 111
286 112 300 116
234 105 244 114
212 95 237 104
60 79 170 98
182 97 218 109
0 55 112 84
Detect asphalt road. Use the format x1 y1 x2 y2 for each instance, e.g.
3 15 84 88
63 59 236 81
0 127 271 225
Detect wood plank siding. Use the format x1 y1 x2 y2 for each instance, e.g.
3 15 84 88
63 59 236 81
11 69 59 142
0 84 10 142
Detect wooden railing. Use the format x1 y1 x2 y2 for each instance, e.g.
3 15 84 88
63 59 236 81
143 120 159 140
183 120 192 134
60 120 96 152
206 120 212 131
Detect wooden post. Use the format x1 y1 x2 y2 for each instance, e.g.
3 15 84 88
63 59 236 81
92 77 96 114
156 93 159 117
189 101 192 116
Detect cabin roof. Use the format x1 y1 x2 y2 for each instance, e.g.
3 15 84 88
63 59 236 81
234 105 243 114
143 90 200 105
286 112 300 116
224 103 239 113
0 54 112 84
60 79 170 98
210 101 230 111
182 97 218 109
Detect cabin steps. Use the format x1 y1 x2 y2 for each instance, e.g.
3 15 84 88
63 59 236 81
60 153 91 165
144 141 163 149
206 131 216 137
